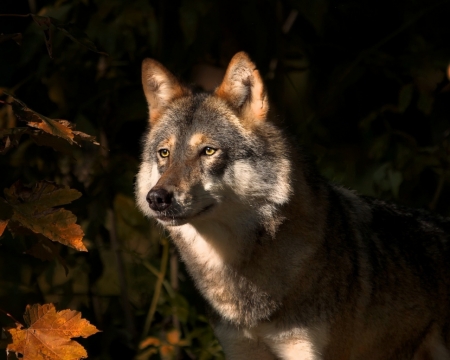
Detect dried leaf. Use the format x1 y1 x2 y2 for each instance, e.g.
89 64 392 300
72 130 99 145
10 97 74 143
4 181 87 251
6 303 99 360
0 128 92 154
5 181 81 210
1 96 99 151
166 329 180 345
30 131 76 154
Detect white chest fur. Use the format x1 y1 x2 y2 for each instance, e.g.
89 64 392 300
253 323 327 360
172 223 225 268
216 322 328 360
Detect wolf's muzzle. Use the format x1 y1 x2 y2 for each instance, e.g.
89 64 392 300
146 187 173 211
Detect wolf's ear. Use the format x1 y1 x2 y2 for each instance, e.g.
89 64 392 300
142 59 188 125
215 52 269 123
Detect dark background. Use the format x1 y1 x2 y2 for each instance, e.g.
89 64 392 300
1 0 450 359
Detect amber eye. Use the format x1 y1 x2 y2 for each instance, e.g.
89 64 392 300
203 147 216 156
159 149 170 158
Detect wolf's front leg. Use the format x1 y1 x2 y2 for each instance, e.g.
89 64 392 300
214 323 277 360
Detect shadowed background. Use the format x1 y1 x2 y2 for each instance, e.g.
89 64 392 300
1 0 450 359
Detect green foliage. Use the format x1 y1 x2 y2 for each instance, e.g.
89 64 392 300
1 0 450 359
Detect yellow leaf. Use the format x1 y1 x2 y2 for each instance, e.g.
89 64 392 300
6 303 99 360
166 329 180 345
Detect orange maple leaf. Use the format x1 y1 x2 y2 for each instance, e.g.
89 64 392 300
6 303 99 360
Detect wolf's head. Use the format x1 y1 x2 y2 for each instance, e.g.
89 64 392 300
136 52 292 227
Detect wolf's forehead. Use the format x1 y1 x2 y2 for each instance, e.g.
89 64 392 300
149 95 241 146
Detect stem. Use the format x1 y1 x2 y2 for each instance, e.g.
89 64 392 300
142 237 169 339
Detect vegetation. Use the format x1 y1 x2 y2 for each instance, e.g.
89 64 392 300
1 0 449 358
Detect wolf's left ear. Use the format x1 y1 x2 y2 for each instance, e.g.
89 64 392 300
215 52 269 123
142 59 188 125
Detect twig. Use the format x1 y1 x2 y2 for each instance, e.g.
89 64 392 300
142 237 169 339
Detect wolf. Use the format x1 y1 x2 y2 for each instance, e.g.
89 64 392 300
135 52 450 359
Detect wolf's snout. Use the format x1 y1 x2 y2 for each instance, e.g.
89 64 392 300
147 188 173 211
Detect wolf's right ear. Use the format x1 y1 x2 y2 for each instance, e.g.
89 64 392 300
142 59 188 125
215 52 269 124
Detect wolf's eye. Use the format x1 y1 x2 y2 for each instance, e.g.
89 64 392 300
203 147 216 156
159 149 170 158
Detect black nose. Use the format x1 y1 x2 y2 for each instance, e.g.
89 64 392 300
146 188 173 211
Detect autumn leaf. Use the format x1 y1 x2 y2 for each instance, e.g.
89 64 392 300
166 329 181 345
139 330 189 360
3 95 99 147
10 97 75 143
6 303 99 360
3 181 87 251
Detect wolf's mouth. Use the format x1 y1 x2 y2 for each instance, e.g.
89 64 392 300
155 204 214 223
